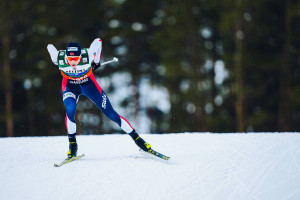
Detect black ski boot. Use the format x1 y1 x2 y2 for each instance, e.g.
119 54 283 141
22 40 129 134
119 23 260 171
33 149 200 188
67 136 78 159
129 130 151 151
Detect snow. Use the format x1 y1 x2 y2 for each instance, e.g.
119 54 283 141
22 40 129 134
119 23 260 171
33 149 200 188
1 133 300 200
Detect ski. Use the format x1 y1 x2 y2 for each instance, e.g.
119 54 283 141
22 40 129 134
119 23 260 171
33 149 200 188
54 154 85 167
139 149 170 160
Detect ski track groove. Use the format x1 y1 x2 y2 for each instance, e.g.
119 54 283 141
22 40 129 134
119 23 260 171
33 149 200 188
251 147 289 197
290 142 300 173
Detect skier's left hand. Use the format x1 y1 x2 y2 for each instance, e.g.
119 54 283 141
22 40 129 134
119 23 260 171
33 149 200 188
91 61 101 70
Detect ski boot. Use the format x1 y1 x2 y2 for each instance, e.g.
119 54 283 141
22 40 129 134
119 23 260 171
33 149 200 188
67 136 78 159
129 130 151 152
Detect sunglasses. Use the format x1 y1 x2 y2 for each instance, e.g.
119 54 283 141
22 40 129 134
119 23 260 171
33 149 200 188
66 56 81 61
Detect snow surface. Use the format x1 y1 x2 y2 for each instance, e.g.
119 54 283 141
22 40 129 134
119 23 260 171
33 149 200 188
1 133 300 200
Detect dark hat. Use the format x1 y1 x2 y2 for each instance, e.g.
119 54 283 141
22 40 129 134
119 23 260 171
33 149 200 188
66 42 82 56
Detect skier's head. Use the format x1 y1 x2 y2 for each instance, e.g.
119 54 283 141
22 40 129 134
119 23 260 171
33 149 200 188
66 42 82 67
66 42 82 56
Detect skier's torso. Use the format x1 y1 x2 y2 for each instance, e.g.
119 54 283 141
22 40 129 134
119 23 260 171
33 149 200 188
47 38 102 80
57 48 92 81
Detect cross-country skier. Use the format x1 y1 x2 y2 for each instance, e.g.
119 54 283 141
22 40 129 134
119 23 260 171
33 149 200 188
47 38 151 158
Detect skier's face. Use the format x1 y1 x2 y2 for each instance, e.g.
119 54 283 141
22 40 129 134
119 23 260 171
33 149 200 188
66 56 81 67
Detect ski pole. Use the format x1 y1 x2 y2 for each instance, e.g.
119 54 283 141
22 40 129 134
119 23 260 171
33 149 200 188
101 57 118 66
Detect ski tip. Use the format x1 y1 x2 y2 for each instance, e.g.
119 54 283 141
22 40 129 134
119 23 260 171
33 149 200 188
162 155 170 160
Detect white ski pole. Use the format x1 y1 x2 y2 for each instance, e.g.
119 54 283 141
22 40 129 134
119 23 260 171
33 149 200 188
101 57 118 66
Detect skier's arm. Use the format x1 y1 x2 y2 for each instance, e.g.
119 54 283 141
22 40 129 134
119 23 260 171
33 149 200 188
88 38 102 70
47 44 59 65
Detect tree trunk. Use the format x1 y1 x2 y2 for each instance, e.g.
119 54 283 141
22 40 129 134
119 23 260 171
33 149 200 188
129 36 140 123
131 75 140 120
278 0 292 131
27 89 36 136
234 0 245 132
3 35 14 137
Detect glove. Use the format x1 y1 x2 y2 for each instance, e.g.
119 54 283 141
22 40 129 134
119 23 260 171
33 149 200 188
91 61 101 70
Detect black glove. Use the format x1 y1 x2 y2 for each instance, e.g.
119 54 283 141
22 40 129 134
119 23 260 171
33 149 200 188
91 61 101 70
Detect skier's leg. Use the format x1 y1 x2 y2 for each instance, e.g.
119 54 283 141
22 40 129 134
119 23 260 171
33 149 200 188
64 97 77 135
62 78 80 157
82 74 151 151
82 74 134 133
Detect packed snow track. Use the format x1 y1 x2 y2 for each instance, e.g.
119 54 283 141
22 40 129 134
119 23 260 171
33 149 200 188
1 133 300 200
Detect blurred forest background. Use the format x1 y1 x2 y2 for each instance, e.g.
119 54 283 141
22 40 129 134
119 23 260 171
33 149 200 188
1 0 300 137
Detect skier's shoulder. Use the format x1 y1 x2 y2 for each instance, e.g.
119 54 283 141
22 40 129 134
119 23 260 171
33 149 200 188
56 50 66 60
81 48 88 53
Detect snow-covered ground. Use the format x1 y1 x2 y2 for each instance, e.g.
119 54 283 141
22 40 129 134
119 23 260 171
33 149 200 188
1 133 300 200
